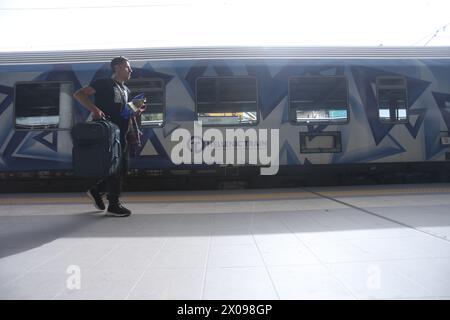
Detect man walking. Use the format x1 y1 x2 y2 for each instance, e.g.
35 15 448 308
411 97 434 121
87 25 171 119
73 56 142 217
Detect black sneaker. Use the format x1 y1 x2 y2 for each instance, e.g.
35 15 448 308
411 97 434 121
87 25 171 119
86 189 105 211
106 203 131 217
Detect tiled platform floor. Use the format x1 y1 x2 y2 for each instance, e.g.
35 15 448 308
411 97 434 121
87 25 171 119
1 184 449 300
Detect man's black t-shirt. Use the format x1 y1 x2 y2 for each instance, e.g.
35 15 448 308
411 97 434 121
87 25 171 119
89 78 130 144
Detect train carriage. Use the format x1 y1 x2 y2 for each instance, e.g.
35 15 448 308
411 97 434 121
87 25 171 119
0 46 449 190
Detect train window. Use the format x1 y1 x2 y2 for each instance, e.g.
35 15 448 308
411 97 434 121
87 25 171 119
289 76 348 124
196 77 258 126
299 132 342 153
126 78 165 126
15 82 73 130
376 77 408 123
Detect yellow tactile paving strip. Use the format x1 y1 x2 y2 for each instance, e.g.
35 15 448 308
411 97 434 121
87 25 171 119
0 190 315 205
0 185 449 205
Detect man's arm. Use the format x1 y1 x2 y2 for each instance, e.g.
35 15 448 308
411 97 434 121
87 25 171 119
73 86 105 119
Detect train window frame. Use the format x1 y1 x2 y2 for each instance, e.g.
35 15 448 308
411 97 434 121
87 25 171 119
299 131 342 153
376 76 408 124
14 81 74 131
195 76 259 127
288 76 350 126
125 78 165 128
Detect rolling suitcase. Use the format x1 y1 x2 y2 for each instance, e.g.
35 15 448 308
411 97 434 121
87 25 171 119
71 119 121 178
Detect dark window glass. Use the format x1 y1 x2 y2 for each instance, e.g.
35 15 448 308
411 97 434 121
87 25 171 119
289 77 348 124
15 82 73 129
126 78 165 126
377 77 407 123
196 77 258 125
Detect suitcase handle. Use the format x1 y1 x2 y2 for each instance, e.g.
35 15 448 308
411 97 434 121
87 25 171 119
93 115 111 122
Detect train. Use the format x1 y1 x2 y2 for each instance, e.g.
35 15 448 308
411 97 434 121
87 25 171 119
0 46 449 191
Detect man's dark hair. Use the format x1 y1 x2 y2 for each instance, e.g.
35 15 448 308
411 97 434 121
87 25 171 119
110 56 129 73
